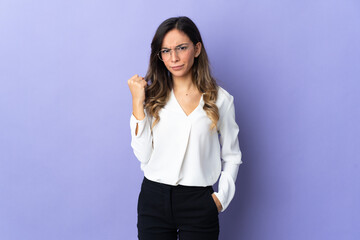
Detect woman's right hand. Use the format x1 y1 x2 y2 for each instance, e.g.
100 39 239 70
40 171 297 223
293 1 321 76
127 74 147 104
128 74 147 120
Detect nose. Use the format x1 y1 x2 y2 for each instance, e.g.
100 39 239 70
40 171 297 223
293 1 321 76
170 49 180 62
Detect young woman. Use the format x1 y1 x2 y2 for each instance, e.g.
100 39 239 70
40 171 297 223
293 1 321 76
128 16 242 240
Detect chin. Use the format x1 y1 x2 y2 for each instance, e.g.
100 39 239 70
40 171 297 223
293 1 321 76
171 72 186 78
169 69 192 79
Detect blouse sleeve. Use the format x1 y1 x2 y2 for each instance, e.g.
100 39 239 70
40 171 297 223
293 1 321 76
129 110 153 167
213 96 243 212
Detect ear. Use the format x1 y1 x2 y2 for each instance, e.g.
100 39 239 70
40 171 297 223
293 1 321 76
194 42 202 58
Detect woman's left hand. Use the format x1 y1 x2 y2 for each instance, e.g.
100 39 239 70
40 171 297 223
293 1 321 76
211 193 223 213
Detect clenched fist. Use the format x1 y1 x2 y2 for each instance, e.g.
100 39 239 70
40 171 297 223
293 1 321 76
128 74 147 120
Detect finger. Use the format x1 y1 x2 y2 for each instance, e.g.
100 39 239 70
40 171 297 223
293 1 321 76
130 74 144 82
134 77 146 86
128 75 141 84
130 74 139 80
136 76 145 82
129 79 146 89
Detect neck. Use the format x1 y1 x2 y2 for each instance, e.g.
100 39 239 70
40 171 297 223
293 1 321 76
172 73 194 92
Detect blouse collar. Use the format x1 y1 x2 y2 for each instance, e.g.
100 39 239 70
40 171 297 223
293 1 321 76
167 88 204 117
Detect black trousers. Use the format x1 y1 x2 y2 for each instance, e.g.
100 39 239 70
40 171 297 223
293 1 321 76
137 177 219 240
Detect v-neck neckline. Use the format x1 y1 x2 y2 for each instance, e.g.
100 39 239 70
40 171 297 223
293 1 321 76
171 88 204 117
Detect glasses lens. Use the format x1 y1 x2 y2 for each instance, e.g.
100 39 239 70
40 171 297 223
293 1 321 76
157 52 163 61
158 46 189 61
160 51 169 61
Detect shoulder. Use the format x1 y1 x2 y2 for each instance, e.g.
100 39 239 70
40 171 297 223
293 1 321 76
216 86 234 111
216 86 237 128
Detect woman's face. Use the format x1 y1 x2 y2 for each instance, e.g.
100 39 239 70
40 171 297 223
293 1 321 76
160 29 201 80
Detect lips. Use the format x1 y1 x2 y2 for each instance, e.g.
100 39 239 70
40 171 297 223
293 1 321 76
171 65 184 71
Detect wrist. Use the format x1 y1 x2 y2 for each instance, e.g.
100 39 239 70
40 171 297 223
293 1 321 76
212 193 223 212
132 96 144 103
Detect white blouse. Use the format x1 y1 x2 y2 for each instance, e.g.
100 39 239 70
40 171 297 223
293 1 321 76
130 86 242 212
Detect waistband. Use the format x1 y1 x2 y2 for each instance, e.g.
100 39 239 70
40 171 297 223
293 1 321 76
142 176 214 193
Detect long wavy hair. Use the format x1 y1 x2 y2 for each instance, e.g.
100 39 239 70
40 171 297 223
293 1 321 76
144 16 219 131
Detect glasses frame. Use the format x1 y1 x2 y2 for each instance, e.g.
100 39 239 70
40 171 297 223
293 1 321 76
157 43 195 62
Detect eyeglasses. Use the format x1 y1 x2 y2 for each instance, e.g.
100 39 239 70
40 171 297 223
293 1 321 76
157 43 194 61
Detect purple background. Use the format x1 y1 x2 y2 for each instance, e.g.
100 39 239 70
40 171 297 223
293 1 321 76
1 0 359 239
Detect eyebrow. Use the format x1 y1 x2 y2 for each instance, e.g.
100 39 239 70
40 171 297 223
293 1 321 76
161 43 190 50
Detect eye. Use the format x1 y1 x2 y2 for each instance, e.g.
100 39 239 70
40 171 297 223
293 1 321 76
178 46 188 51
161 49 170 54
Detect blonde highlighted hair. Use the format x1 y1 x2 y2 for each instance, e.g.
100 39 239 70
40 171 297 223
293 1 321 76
144 16 219 131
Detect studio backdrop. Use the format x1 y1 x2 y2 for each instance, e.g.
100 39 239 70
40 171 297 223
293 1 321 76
0 0 359 239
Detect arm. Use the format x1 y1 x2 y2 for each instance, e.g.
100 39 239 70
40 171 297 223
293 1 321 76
130 109 153 164
213 96 243 212
128 75 153 165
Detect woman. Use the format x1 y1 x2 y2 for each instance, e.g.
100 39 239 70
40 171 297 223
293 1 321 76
128 16 242 240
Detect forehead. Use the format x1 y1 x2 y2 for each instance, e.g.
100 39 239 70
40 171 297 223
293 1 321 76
161 29 191 48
